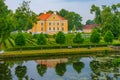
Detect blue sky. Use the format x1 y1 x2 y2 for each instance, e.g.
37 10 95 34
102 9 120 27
5 0 120 24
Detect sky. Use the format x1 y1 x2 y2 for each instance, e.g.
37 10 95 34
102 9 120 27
5 0 120 24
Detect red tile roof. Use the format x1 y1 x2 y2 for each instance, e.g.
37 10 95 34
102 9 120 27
83 24 98 30
38 13 66 20
38 13 52 20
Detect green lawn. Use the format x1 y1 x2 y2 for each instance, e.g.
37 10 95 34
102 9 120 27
0 47 114 58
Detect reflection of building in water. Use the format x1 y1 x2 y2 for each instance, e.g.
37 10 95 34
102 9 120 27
36 58 68 68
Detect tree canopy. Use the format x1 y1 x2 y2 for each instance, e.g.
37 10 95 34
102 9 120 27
90 3 120 38
104 31 114 43
59 9 82 30
15 32 26 47
73 33 84 44
90 29 100 43
15 1 38 31
37 33 47 45
55 31 66 44
0 0 15 50
86 19 95 25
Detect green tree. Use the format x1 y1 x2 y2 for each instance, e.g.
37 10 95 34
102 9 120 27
90 29 100 44
73 33 84 44
0 0 14 50
119 36 120 41
37 33 47 45
15 32 26 52
55 31 66 44
86 19 95 25
104 31 114 43
59 9 82 30
15 1 37 31
90 5 101 24
91 4 120 38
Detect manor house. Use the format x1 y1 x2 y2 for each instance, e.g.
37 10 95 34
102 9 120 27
30 12 68 34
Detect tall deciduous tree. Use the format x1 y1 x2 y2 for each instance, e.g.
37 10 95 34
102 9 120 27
104 31 114 43
90 5 101 24
90 29 100 44
0 0 14 50
91 4 120 38
15 1 37 31
59 9 82 30
37 33 47 45
55 31 66 45
86 19 95 25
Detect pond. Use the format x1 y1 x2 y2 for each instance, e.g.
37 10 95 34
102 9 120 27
0 55 120 80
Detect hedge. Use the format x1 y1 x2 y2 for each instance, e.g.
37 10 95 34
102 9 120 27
6 44 108 51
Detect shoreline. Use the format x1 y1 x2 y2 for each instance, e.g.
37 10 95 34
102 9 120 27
0 47 120 60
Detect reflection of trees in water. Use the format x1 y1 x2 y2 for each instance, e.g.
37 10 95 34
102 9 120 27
55 63 66 76
73 62 84 73
90 60 120 80
0 62 12 80
15 65 27 80
5 60 25 68
37 64 47 77
68 57 81 64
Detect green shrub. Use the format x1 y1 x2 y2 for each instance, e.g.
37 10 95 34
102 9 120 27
90 29 100 44
37 33 47 45
104 31 114 43
73 33 84 44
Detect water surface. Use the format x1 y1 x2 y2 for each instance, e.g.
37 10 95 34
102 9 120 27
0 55 120 80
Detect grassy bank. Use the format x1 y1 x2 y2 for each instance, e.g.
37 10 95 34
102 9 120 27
0 47 119 60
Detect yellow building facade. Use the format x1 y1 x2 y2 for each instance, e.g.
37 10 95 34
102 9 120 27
30 12 68 34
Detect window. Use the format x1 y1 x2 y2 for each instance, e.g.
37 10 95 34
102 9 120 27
41 27 43 31
49 23 51 26
49 27 51 30
41 23 43 26
57 27 59 30
57 23 59 26
62 23 64 26
53 27 55 30
62 27 64 31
